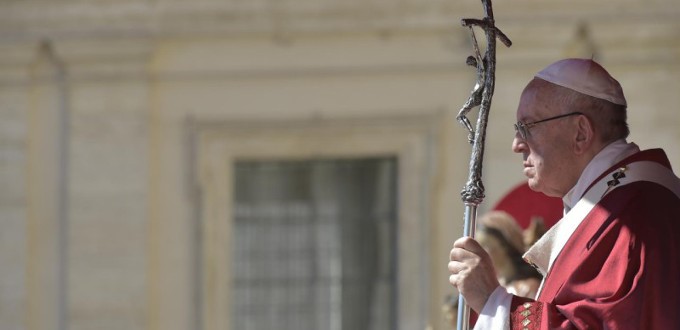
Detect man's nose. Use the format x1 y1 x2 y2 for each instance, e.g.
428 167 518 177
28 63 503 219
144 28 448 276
512 135 526 153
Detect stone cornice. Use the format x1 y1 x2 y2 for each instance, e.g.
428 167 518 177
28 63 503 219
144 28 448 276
1 0 678 84
0 38 153 85
0 0 679 41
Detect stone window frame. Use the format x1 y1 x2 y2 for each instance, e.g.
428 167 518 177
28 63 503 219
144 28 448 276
191 112 441 330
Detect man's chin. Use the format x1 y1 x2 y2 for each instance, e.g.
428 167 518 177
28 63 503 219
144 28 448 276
527 179 543 193
528 181 562 198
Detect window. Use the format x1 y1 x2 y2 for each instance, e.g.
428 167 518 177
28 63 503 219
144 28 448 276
232 158 397 330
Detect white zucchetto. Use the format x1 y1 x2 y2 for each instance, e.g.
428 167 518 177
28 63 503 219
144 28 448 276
535 58 627 107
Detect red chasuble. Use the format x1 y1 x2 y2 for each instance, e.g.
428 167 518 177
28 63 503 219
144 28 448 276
510 149 680 329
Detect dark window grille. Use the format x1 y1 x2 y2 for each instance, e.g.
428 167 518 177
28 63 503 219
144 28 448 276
232 158 398 330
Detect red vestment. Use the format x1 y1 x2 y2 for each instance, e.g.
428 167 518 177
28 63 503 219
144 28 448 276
510 149 680 329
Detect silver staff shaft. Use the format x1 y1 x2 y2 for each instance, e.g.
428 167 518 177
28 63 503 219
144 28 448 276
456 203 478 330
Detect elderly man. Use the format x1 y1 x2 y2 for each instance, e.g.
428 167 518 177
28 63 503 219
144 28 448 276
448 58 680 329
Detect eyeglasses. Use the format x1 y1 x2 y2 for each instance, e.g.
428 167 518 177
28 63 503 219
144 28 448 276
514 111 583 140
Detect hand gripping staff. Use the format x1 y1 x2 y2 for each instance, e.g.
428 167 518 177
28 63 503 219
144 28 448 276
455 1 511 329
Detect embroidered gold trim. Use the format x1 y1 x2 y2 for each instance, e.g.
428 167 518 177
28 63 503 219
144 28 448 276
519 302 533 329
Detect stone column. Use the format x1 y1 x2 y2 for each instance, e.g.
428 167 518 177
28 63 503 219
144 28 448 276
26 40 69 330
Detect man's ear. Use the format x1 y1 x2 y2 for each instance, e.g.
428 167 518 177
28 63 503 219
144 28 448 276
573 115 594 154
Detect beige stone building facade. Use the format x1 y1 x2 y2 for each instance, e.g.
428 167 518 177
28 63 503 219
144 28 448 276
1 1 679 330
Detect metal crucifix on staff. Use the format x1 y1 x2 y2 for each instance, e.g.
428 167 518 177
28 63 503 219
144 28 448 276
454 0 511 329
